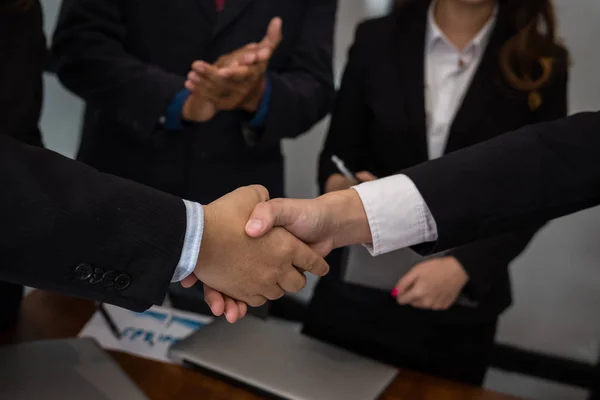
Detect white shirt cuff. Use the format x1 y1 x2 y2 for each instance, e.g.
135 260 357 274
352 174 438 256
171 200 204 282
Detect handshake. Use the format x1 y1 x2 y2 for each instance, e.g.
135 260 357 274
183 185 373 323
181 17 283 123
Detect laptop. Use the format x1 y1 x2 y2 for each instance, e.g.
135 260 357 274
169 316 398 400
0 338 148 400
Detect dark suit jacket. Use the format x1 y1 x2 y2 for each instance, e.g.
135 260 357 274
0 0 45 147
0 134 185 312
317 0 568 315
52 0 336 204
405 111 600 254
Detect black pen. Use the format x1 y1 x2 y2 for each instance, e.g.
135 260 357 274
98 303 122 339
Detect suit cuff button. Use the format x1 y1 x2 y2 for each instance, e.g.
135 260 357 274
101 271 118 288
74 264 93 281
114 274 132 291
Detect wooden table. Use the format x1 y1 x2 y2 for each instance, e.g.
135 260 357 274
0 291 521 400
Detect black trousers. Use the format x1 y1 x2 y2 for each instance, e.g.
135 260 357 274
302 264 498 386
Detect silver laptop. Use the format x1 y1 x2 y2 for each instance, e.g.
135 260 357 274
169 316 398 400
0 338 148 400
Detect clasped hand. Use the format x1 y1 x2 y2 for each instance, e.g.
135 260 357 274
182 17 282 123
197 188 372 323
184 185 330 323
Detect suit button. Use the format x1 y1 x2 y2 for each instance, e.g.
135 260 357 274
242 125 257 146
114 274 132 291
75 264 93 281
90 267 105 285
101 271 118 288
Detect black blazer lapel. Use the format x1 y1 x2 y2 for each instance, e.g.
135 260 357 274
213 0 254 37
445 11 510 153
196 0 219 25
392 7 429 161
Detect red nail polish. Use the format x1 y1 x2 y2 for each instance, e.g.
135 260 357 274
391 288 398 298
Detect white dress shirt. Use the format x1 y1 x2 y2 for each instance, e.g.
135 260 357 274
354 2 497 255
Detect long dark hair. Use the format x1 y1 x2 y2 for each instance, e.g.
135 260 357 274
497 0 566 96
395 0 567 99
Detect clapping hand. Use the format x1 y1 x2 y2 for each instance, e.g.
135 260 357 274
182 17 283 123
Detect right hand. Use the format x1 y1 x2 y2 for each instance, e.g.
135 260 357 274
203 189 372 318
325 171 378 193
185 185 330 308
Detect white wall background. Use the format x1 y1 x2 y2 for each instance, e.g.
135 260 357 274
38 1 600 398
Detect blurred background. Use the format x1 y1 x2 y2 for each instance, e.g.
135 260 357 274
38 0 600 398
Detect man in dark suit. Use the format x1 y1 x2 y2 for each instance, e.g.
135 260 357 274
52 0 336 312
0 0 46 328
51 0 336 205
0 135 329 321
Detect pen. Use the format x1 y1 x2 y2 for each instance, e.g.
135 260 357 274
98 303 122 339
331 155 359 183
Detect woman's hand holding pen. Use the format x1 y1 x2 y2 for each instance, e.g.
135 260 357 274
324 171 377 193
391 257 469 311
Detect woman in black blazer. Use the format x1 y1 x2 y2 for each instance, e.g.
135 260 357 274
303 0 568 385
0 0 46 328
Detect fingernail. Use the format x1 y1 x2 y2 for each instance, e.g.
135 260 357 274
391 288 398 298
246 219 264 233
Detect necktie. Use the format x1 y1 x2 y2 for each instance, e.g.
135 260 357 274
216 0 226 12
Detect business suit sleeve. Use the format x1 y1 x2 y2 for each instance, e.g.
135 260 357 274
317 23 371 192
0 135 186 312
448 66 569 301
51 0 184 142
404 109 600 254
259 0 337 146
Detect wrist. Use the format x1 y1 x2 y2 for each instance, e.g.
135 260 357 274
242 75 267 113
445 256 469 285
182 96 193 121
194 204 215 280
319 189 371 249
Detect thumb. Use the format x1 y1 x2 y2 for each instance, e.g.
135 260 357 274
260 17 283 50
393 268 419 297
245 198 302 238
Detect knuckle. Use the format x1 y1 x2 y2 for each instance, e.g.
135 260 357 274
290 274 307 293
248 297 266 307
266 290 284 301
262 268 279 284
277 236 295 258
